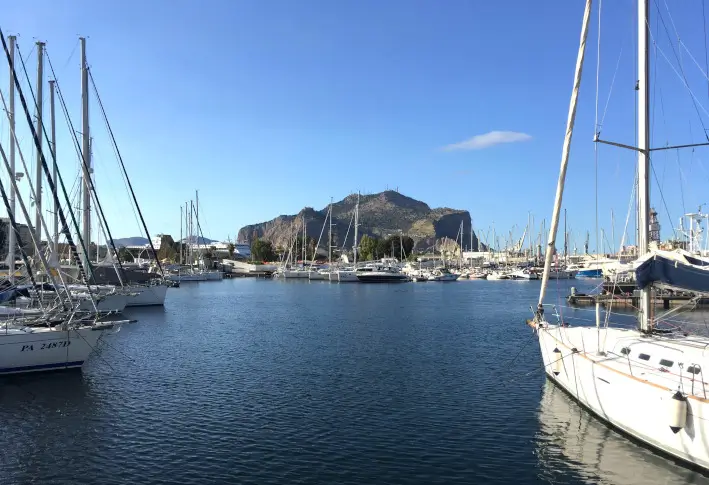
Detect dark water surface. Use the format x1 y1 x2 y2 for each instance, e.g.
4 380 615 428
1 279 708 484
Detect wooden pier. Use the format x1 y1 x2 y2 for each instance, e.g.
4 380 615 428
567 292 709 309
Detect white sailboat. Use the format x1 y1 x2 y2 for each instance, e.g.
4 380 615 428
0 32 122 374
530 0 709 471
333 192 360 282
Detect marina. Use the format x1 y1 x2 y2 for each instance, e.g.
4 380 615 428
3 278 708 485
5 0 709 483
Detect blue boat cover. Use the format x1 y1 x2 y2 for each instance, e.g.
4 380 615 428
0 287 20 303
636 255 709 292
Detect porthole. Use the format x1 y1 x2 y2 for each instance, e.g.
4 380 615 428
659 359 674 368
638 353 650 361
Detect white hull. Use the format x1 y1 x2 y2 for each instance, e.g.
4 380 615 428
548 269 576 279
509 271 539 280
334 270 359 282
202 270 223 280
486 272 509 280
166 271 223 282
469 273 488 280
166 273 204 282
428 274 459 282
0 307 44 319
125 284 168 306
283 270 309 279
533 321 709 470
77 293 127 313
0 326 106 374
308 272 327 281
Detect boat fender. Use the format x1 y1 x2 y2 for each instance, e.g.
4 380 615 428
571 287 577 296
668 390 688 434
552 348 562 376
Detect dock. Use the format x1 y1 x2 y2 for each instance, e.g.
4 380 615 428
567 292 709 309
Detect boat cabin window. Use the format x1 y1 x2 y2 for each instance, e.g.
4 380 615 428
638 353 650 361
620 347 631 355
688 365 702 375
659 359 674 368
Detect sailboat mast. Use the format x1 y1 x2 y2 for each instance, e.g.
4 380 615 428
354 193 359 265
302 216 306 265
80 37 91 268
34 42 45 247
611 209 616 255
49 79 59 266
563 208 568 262
196 190 200 264
637 0 652 332
459 219 463 267
328 197 333 265
7 35 15 282
180 205 183 265
537 0 592 310
190 200 195 265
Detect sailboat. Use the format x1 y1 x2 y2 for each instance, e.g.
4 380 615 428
333 193 360 282
530 0 709 470
0 31 127 374
29 37 169 307
166 192 223 282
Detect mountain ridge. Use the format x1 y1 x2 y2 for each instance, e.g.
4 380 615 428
237 190 481 252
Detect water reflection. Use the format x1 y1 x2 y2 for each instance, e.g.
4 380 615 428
0 371 97 484
535 380 709 484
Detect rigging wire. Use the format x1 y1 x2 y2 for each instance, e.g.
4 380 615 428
652 0 709 135
703 0 709 103
593 0 602 287
650 155 679 240
90 142 143 239
46 49 133 273
5 34 96 296
60 38 80 73
44 51 126 283
87 68 163 275
599 47 623 131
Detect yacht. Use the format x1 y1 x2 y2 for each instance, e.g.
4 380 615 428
487 270 510 280
355 264 409 283
509 268 539 280
331 267 359 282
427 268 459 282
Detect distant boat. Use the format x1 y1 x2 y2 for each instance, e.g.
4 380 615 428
356 264 408 283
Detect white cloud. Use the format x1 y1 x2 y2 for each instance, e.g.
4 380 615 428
442 131 532 151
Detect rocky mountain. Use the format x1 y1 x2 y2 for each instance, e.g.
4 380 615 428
237 191 481 252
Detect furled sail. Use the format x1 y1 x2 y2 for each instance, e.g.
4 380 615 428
635 251 709 292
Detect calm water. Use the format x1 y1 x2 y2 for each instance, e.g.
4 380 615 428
1 278 709 484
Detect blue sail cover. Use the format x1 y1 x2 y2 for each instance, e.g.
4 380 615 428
0 287 20 303
636 255 709 292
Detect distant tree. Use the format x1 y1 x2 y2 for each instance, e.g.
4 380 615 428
157 235 177 261
118 246 134 262
376 238 389 259
383 235 415 259
227 243 235 257
359 235 378 261
251 238 276 262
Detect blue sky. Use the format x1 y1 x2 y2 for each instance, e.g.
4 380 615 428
5 0 709 252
